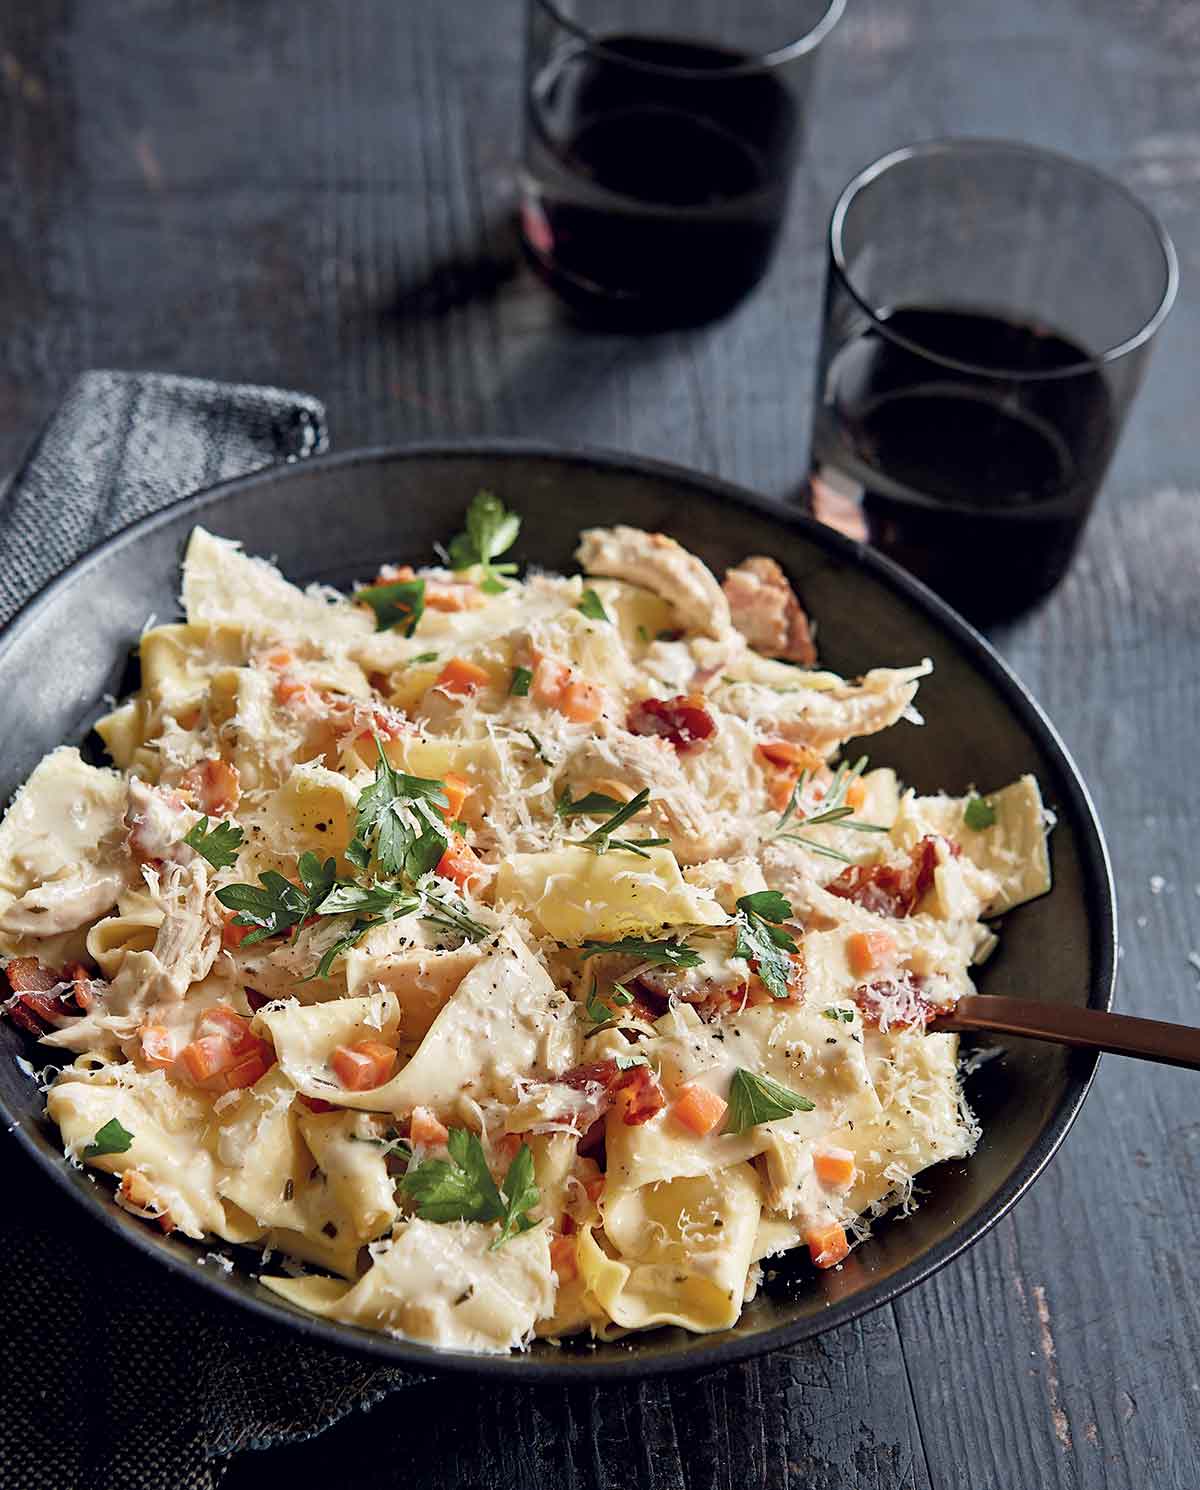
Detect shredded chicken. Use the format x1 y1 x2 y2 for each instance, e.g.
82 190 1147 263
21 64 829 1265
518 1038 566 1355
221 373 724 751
576 526 733 640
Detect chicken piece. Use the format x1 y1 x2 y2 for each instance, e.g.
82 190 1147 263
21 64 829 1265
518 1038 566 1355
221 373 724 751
722 663 931 758
0 872 126 938
563 730 721 864
576 526 733 641
722 556 816 665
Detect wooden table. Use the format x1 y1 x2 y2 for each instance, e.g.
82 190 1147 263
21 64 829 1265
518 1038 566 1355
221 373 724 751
2 2 1197 1486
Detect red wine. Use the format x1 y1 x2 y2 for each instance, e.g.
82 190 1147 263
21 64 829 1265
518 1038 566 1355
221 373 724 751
809 307 1116 622
522 36 799 327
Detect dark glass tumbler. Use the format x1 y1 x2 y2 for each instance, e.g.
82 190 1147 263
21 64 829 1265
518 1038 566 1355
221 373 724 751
808 141 1178 624
520 0 843 329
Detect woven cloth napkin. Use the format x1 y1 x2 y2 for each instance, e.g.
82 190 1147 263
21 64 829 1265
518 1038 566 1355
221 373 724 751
0 372 427 1490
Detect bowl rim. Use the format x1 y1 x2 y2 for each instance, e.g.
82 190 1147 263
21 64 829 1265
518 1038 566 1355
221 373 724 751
0 439 1116 1381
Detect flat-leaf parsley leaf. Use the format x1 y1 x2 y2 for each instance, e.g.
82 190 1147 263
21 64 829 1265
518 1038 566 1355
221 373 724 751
724 1069 814 1135
83 1117 135 1159
183 816 244 870
733 891 798 1000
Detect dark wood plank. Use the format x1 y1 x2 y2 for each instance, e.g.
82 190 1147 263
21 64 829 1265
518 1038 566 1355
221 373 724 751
2 0 1199 1487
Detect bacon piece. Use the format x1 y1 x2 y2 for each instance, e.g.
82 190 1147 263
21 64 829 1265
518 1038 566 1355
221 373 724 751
854 972 952 1031
826 836 940 919
722 556 816 665
179 758 241 815
626 695 716 753
3 957 96 1034
556 1056 666 1127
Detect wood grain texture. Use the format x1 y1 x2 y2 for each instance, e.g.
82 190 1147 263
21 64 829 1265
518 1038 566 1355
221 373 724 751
0 1 1197 1487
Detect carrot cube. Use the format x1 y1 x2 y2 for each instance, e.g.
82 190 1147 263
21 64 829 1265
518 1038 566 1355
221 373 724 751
558 679 604 724
844 778 867 811
139 1024 176 1070
409 1106 449 1147
332 1040 397 1091
439 772 472 822
436 836 481 890
436 657 490 695
671 1083 729 1137
807 1222 850 1269
847 929 896 978
756 740 823 772
532 656 570 706
813 1146 856 1191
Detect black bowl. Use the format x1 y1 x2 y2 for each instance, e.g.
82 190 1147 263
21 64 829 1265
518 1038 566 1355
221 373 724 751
0 443 1114 1380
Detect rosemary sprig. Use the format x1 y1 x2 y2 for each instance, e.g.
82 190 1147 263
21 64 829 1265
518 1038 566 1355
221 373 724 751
767 755 887 863
573 788 669 858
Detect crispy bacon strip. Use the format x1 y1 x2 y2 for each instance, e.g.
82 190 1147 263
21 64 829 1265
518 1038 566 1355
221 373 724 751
557 1057 666 1126
854 973 952 1031
626 695 716 753
826 836 943 919
3 958 95 1035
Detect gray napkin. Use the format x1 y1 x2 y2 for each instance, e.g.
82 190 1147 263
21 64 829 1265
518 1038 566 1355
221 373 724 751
0 372 426 1490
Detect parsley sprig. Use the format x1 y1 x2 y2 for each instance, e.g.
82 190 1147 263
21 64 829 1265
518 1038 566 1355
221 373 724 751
400 1128 539 1249
184 816 244 870
768 756 886 863
217 852 338 946
734 890 798 1000
447 491 521 594
217 740 488 978
724 1068 815 1135
570 788 669 859
354 577 426 635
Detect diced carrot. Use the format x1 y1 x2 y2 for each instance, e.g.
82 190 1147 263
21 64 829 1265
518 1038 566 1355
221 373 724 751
139 1024 176 1070
332 1040 397 1092
671 1083 729 1137
274 675 309 705
550 1232 579 1283
845 778 867 811
846 929 896 978
180 758 241 815
438 772 472 822
178 1011 274 1093
813 1146 856 1191
409 1106 449 1147
262 648 294 670
532 656 570 706
425 581 485 613
436 835 482 890
807 1222 850 1269
756 740 824 772
195 1004 258 1055
178 1034 237 1086
558 679 604 724
221 913 253 951
436 656 490 695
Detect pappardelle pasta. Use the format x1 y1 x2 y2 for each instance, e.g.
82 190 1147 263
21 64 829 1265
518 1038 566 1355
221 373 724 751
0 495 1052 1354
